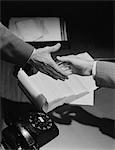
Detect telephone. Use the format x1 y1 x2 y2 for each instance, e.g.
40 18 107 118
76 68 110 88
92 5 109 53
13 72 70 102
1 111 59 150
1 64 59 150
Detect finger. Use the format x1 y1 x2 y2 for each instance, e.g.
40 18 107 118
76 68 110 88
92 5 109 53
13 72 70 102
39 66 59 80
58 65 72 75
45 64 68 81
61 69 72 75
32 60 67 80
58 64 69 70
30 61 55 78
57 56 72 63
58 63 70 68
50 60 69 78
59 66 71 72
37 63 67 81
36 63 61 80
48 43 61 53
56 60 63 65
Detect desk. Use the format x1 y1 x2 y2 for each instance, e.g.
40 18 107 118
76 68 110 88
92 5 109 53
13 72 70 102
41 121 115 150
1 60 115 150
1 1 114 148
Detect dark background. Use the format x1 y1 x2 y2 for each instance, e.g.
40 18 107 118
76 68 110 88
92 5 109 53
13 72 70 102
0 1 115 145
1 0 115 119
1 1 114 57
1 0 115 114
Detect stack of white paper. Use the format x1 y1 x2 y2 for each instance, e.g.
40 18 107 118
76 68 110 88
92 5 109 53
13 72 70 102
18 67 97 112
9 17 62 42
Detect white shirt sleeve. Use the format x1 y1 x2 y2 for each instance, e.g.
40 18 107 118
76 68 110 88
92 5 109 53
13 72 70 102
92 61 97 76
27 48 36 62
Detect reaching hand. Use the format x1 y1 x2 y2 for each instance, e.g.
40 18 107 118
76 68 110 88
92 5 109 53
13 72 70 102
57 53 94 76
30 43 68 80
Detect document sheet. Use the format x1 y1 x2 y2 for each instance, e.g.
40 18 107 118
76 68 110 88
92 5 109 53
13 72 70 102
9 17 63 42
18 56 97 112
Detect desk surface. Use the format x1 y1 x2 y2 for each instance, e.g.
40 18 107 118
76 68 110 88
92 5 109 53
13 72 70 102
41 121 115 150
1 1 114 148
1 60 115 150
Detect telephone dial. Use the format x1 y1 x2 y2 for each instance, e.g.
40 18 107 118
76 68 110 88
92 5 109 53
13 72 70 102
1 111 59 150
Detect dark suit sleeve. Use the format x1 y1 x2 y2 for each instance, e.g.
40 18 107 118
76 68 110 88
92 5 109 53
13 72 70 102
94 61 115 88
0 23 34 65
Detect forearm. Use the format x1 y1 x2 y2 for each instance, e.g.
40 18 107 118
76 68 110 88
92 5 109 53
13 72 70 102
94 61 115 88
0 23 34 66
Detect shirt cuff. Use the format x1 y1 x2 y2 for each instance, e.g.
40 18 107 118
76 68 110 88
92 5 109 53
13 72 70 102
92 61 97 76
27 48 36 63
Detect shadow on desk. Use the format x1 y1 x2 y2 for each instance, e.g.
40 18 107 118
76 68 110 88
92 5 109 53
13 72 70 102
1 97 115 139
49 104 115 139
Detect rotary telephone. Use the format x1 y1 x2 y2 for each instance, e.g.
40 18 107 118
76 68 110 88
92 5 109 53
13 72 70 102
1 64 59 150
1 111 59 150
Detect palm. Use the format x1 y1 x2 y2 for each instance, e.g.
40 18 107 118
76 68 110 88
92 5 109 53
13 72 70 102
31 43 68 80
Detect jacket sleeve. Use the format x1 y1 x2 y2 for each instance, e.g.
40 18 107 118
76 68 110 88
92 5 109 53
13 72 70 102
94 61 115 88
0 23 34 66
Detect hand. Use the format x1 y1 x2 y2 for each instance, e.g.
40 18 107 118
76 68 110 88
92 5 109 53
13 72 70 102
30 43 68 80
57 53 94 76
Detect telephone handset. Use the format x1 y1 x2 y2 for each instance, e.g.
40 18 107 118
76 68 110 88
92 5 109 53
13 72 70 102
2 111 59 150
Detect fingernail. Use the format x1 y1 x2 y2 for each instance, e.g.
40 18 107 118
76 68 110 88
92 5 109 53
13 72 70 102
57 56 61 59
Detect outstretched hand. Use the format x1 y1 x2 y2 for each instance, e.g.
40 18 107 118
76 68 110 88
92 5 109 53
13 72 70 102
57 53 94 76
30 43 68 80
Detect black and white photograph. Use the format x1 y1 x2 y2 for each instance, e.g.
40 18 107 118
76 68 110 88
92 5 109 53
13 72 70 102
0 0 115 150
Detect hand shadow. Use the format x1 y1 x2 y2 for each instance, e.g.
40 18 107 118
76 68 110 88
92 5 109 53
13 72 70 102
48 103 115 139
1 98 114 139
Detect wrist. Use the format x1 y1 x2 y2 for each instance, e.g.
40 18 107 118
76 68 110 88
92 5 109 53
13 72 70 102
84 61 94 76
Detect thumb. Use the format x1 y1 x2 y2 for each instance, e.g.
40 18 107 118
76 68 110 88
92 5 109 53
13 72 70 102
57 56 71 63
48 43 61 53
